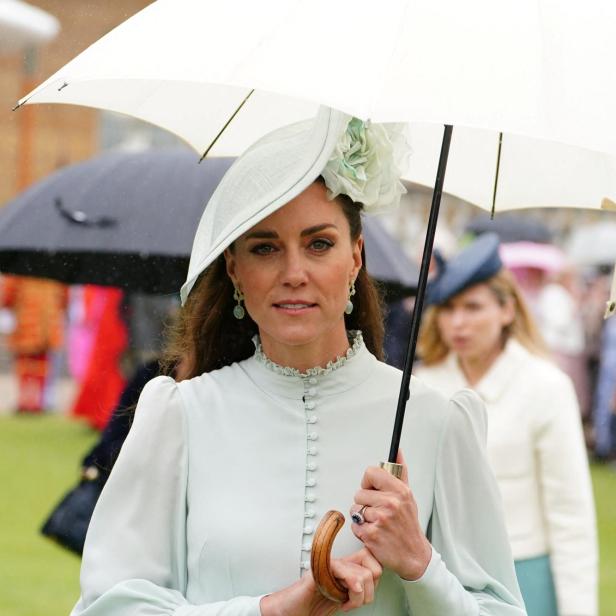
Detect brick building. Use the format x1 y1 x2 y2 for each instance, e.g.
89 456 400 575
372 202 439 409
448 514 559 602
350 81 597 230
0 1 152 204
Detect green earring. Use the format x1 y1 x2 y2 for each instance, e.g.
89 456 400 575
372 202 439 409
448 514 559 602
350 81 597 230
233 287 245 320
345 281 356 315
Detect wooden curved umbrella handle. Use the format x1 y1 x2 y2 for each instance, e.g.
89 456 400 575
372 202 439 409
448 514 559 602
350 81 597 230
310 463 403 603
310 510 348 603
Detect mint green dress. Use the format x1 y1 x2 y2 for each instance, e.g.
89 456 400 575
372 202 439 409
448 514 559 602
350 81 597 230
72 334 525 615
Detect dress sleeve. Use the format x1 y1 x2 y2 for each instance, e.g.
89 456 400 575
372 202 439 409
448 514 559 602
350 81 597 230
535 373 598 616
403 389 526 615
71 375 263 616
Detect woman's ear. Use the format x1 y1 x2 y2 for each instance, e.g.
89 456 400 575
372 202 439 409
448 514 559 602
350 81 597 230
223 248 238 287
501 296 516 328
352 235 364 279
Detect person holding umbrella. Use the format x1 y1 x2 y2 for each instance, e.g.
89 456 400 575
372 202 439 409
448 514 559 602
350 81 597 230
71 108 525 615
416 234 598 616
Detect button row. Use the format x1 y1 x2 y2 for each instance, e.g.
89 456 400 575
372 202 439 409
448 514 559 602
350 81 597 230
302 375 319 573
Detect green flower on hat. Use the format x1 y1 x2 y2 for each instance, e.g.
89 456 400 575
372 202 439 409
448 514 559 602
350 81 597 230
322 117 409 214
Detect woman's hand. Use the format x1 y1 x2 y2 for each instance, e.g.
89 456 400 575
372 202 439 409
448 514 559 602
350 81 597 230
259 547 382 615
350 450 432 581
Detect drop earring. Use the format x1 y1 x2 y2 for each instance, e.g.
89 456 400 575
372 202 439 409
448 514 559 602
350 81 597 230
345 280 356 315
233 286 245 320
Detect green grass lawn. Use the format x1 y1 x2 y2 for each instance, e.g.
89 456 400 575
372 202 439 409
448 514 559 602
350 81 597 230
0 415 97 616
1 414 615 615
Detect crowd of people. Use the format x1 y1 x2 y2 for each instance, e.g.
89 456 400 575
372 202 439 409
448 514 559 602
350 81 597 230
0 279 176 430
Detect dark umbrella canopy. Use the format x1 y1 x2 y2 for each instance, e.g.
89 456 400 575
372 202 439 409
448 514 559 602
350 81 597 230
362 217 418 300
0 149 233 294
0 149 418 296
465 213 552 244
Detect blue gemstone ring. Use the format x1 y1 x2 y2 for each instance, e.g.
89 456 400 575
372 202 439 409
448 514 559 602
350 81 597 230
351 505 368 525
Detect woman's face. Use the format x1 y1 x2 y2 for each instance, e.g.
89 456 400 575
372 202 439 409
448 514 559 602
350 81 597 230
435 282 514 363
224 181 363 356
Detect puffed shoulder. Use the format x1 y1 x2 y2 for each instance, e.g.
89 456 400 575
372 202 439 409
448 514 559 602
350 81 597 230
134 375 182 416
447 387 488 445
126 375 186 457
137 374 179 399
405 375 488 446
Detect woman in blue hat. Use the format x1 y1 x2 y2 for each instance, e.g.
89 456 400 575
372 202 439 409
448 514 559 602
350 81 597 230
417 234 598 616
71 110 526 615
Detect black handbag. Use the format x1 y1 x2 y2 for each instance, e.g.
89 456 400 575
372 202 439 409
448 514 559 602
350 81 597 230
40 477 103 555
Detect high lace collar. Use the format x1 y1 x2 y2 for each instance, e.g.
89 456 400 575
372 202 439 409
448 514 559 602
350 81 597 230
252 330 364 378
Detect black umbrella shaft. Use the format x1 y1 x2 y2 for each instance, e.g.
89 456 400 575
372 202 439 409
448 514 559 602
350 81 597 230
388 124 453 463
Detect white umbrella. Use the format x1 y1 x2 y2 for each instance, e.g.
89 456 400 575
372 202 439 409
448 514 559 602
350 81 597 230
14 0 616 217
405 123 616 213
0 0 59 54
14 0 616 158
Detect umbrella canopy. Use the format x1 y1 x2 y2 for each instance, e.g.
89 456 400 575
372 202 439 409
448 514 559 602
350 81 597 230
16 0 616 159
16 0 616 214
0 149 418 296
405 123 616 213
361 217 419 300
0 150 234 293
465 214 552 244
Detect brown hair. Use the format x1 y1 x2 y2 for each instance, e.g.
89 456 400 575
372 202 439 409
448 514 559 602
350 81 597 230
162 183 385 379
418 268 547 366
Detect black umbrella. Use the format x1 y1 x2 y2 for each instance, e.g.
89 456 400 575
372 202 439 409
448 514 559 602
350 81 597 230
0 149 234 294
0 148 418 297
362 217 418 301
465 213 552 244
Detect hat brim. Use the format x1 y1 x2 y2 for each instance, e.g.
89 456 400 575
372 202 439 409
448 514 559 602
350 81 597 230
180 107 351 305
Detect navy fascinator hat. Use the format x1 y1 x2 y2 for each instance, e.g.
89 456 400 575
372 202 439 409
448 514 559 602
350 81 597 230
426 233 503 306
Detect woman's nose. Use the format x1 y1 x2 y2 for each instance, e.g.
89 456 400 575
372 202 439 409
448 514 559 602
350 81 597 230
449 309 467 328
280 248 308 286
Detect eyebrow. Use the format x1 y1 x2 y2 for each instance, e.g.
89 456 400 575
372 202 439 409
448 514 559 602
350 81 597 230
244 223 338 240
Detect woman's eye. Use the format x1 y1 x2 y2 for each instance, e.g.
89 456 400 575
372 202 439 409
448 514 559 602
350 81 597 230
250 243 277 255
310 238 334 251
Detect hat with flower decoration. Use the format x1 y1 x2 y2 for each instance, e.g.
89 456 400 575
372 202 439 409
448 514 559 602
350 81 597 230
181 106 409 305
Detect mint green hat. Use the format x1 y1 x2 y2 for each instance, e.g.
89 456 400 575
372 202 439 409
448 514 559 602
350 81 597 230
181 107 408 305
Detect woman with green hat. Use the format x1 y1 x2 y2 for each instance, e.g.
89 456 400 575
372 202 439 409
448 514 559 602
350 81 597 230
71 109 526 615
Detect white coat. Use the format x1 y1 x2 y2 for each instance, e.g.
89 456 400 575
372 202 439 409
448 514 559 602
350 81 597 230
416 338 598 616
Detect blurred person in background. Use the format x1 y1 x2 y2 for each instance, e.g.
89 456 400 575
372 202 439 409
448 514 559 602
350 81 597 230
416 234 598 616
591 310 616 462
0 275 67 414
581 266 616 460
70 285 127 430
121 292 180 370
534 266 591 420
